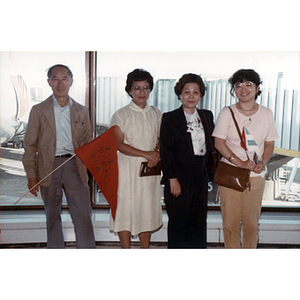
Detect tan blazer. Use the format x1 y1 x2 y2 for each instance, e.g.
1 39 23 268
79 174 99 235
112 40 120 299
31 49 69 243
22 96 92 187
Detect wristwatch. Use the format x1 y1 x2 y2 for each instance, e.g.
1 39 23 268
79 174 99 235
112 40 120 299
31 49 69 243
261 161 266 171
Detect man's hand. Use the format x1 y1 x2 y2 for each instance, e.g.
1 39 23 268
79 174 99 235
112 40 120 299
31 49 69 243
28 178 39 197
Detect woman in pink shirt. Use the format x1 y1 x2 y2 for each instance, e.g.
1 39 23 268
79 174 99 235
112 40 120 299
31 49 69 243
212 69 279 249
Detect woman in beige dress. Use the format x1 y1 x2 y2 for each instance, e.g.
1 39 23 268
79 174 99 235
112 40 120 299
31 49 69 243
110 69 162 248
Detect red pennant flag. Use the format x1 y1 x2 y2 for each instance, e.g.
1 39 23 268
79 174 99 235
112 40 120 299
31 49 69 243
75 126 118 220
240 127 248 151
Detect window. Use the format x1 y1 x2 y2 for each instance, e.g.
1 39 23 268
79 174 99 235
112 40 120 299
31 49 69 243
95 51 300 208
0 51 86 207
1 51 299 210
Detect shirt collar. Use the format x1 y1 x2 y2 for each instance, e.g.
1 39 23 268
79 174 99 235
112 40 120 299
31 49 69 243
53 95 72 108
129 100 149 112
184 108 198 119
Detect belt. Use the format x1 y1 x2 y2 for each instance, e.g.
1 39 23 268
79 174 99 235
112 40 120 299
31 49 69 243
55 154 73 158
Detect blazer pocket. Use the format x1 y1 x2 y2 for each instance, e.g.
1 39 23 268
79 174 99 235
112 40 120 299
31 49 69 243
75 119 86 130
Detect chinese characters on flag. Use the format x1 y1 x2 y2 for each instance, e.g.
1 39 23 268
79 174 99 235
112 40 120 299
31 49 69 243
75 126 118 220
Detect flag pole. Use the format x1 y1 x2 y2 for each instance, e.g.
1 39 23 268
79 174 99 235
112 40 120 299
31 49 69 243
14 154 77 205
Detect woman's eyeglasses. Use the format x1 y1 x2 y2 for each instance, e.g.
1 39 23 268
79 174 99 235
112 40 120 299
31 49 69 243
234 81 254 90
132 85 151 92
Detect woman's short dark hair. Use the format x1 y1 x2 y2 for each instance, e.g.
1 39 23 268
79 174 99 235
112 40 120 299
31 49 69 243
229 69 262 99
174 73 206 100
125 69 154 97
47 64 73 79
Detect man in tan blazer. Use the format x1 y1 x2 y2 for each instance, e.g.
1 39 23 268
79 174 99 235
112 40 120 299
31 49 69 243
22 64 96 248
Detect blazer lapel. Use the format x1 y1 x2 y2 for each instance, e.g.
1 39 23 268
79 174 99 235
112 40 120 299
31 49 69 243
178 106 195 153
43 96 56 134
70 98 81 131
177 106 188 134
198 108 212 153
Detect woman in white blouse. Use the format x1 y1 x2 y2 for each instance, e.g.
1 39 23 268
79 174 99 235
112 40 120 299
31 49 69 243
160 73 215 248
110 69 162 249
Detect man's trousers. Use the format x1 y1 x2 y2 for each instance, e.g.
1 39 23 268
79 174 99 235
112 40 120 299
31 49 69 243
41 157 96 248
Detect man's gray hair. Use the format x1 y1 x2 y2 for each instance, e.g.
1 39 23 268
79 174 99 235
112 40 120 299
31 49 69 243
47 64 73 79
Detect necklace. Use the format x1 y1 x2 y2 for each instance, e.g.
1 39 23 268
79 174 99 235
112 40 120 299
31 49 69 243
237 103 257 121
238 103 256 111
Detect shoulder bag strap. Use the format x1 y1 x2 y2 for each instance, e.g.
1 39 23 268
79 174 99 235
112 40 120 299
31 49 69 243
228 106 250 160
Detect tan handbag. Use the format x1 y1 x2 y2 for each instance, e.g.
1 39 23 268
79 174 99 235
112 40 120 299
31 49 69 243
214 161 250 192
214 107 251 192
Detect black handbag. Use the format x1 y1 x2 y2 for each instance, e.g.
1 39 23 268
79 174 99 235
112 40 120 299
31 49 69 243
214 107 251 192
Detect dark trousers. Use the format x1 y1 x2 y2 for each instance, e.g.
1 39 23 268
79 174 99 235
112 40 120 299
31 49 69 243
41 157 96 249
164 157 208 249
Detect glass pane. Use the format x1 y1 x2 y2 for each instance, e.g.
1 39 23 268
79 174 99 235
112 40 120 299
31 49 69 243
95 51 300 208
0 51 86 207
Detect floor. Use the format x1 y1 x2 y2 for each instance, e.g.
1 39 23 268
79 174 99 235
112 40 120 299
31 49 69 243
2 240 300 249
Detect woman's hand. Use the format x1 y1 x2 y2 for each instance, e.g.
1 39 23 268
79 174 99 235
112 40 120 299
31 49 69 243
169 178 181 197
239 159 257 171
253 161 264 173
144 150 160 168
215 137 255 170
